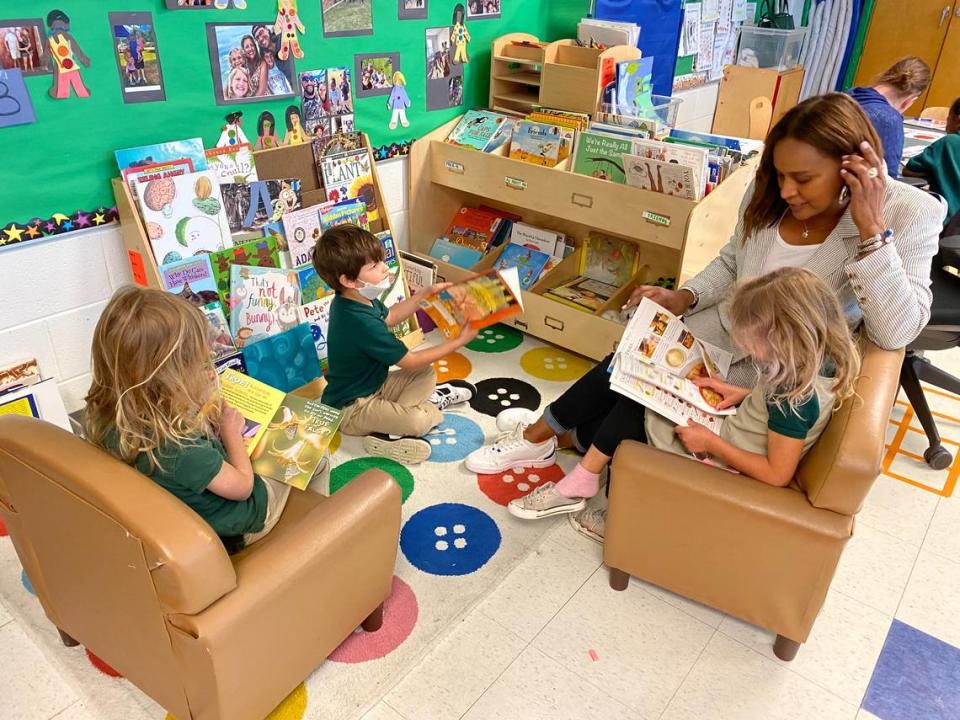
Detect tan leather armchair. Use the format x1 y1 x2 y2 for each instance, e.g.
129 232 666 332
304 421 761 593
604 342 902 660
0 415 401 720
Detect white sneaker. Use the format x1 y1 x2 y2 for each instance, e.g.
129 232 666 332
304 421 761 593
507 481 586 520
430 380 476 412
495 407 541 432
363 433 432 465
464 423 557 474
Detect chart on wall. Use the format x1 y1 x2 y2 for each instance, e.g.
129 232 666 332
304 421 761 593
0 0 587 249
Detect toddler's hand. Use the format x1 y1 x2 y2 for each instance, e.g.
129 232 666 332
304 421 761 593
674 419 717 455
219 404 245 440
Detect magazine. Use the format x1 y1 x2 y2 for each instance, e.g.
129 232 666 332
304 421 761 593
419 266 523 340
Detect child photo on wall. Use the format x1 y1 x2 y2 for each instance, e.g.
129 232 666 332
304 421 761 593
108 12 166 103
321 0 373 38
399 0 428 21
425 26 462 110
206 22 297 105
0 19 47 76
355 52 400 98
467 0 501 19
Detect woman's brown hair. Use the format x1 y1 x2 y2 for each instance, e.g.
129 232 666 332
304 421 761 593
874 56 931 99
742 93 882 239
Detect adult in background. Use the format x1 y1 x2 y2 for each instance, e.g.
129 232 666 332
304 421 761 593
253 22 289 84
903 97 960 227
240 34 267 97
849 56 931 179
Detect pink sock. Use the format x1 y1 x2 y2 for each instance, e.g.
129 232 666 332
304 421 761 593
555 463 600 498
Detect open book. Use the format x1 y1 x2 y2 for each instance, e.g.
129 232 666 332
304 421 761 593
610 298 735 430
219 369 342 490
418 266 524 340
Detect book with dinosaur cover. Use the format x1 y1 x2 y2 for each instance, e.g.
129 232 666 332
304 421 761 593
320 149 379 222
419 266 524 340
229 265 301 348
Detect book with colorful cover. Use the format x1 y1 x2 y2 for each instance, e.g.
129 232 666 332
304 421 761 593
320 149 379 222
160 255 221 308
311 132 364 166
136 170 231 266
122 158 195 197
572 131 634 183
446 110 512 151
529 107 591 132
242 324 322 394
419 266 524 340
296 265 333 304
377 231 399 269
221 179 303 233
204 144 258 185
229 265 301 348
545 275 619 313
615 57 655 115
494 243 552 290
631 138 709 199
510 222 565 258
282 206 323 268
484 117 518 153
579 232 640 287
115 137 207 174
203 302 237 361
209 235 282 310
319 197 369 232
623 153 699 199
444 207 503 254
509 121 563 167
298 295 334 370
219 368 342 490
527 111 580 162
400 250 438 332
429 237 483 269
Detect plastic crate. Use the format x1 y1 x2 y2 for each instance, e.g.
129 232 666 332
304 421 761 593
736 27 806 71
597 95 683 133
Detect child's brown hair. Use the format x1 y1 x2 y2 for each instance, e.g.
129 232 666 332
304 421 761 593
312 223 384 292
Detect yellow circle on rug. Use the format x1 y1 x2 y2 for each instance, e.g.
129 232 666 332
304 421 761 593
165 682 307 720
433 352 472 381
520 348 593 382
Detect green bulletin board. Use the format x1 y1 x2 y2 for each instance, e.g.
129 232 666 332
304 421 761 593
0 0 586 245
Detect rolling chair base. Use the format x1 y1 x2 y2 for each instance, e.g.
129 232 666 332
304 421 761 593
900 350 960 469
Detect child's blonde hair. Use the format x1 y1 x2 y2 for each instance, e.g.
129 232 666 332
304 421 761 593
225 67 251 98
728 267 861 409
393 70 406 86
85 286 219 471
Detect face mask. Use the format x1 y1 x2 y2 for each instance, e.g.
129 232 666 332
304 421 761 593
357 274 393 300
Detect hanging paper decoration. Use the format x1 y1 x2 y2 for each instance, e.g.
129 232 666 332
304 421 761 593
282 104 306 145
275 0 305 61
255 110 280 150
45 10 91 99
218 111 251 147
0 69 37 129
451 4 471 65
386 71 411 130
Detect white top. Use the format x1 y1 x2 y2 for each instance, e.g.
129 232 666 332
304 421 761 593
760 230 820 275
5 31 19 58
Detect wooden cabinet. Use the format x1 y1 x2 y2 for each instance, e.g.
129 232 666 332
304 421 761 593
712 65 804 139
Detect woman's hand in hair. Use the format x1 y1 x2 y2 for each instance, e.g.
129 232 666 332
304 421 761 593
623 286 695 315
841 141 887 241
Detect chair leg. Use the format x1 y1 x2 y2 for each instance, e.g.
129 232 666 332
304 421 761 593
773 634 801 661
361 603 384 632
57 628 79 647
609 567 630 591
901 355 954 469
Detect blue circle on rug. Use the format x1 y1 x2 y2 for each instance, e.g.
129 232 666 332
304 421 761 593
21 569 35 596
425 413 484 463
400 503 501 576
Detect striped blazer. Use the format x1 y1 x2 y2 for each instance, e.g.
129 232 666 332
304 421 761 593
682 179 945 385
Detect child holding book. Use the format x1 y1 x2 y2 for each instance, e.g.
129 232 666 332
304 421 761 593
494 268 861 536
84 287 291 554
903 97 960 226
313 224 478 464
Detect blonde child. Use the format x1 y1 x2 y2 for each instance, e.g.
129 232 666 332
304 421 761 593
502 268 861 536
85 287 289 553
225 66 251 99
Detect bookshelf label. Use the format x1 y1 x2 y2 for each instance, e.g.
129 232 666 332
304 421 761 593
504 176 527 190
445 161 465 174
642 210 671 227
571 193 593 209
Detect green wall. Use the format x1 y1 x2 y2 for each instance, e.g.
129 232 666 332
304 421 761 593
0 0 587 231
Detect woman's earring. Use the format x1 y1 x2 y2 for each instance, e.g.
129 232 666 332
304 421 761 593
839 186 850 206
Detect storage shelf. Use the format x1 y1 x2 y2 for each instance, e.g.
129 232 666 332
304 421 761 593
492 55 543 67
492 71 542 86
491 92 538 106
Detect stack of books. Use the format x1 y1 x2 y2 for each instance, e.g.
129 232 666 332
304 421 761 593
543 232 640 314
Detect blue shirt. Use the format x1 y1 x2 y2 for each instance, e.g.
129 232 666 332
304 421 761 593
848 87 904 179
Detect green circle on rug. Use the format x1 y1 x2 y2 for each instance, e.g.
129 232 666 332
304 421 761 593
466 324 523 353
330 457 415 503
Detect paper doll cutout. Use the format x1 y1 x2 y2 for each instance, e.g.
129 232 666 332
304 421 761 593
282 104 306 145
46 10 90 99
218 110 251 147
387 71 411 129
274 0 305 61
255 110 280 150
451 4 470 65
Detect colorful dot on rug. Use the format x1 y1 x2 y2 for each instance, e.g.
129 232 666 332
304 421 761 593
432 351 473 381
400 503 501 576
165 682 307 720
466 324 523 353
328 576 418 663
477 464 566 506
86 649 122 678
425 414 485 463
21 569 35 596
469 378 541 418
0 515 7 536
330 456 415 503
520 347 593 382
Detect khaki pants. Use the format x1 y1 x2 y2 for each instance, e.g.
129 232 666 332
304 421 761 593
243 477 292 546
340 366 442 438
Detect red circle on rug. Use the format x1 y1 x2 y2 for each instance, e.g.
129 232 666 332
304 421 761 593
328 576 418 664
0 516 7 536
477 464 566 506
86 649 122 678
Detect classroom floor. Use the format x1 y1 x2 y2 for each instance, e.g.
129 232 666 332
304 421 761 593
2 334 959 720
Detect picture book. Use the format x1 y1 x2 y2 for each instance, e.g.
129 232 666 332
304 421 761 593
203 302 236 361
494 243 552 290
667 128 753 152
446 110 512 151
298 295 334 370
209 235 282 309
221 179 303 234
0 358 39 394
509 121 563 167
204 144 258 185
572 131 634 183
242 324 322 394
380 270 414 340
400 251 438 333
135 170 231 266
311 131 364 167
419 266 524 340
115 137 207 174
297 265 333 304
122 158 195 197
526 112 580 162
545 276 619 313
0 378 71 433
632 138 710 198
484 117 518 154
229 265 301 348
510 222 565 258
529 107 591 132
579 232 641 287
282 206 323 268
220 368 343 489
215 351 247 377
320 149 379 222
319 198 369 232
444 207 504 254
429 237 483 269
160 255 221 308
622 153 699 200
615 57 655 115
377 231 399 269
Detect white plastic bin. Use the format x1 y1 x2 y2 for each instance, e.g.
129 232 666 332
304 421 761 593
597 95 683 129
736 27 806 71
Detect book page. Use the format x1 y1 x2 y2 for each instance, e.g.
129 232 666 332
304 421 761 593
219 369 286 452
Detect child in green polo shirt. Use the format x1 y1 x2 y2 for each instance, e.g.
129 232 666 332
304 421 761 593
313 224 478 465
903 97 960 226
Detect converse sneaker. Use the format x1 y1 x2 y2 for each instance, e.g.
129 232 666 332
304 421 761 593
569 507 607 543
363 433 432 465
495 407 540 432
507 481 586 520
430 380 476 412
464 423 557 474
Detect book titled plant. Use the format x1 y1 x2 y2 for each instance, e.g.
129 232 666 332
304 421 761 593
229 265 301 348
320 149 379 222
